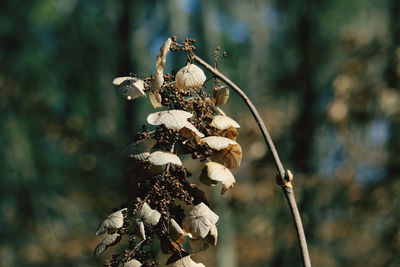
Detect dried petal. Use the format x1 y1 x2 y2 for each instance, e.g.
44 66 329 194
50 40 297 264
189 224 218 253
182 202 218 239
124 259 142 267
175 64 206 90
219 126 238 141
180 121 205 138
93 233 120 256
149 90 163 109
169 255 205 267
133 203 161 240
156 38 172 73
200 136 237 150
212 86 230 105
150 72 164 93
212 143 242 169
169 219 185 244
122 139 157 161
211 115 240 130
161 219 185 253
137 221 146 240
147 110 193 130
166 251 190 265
113 77 146 100
138 202 161 226
148 151 182 166
96 208 127 235
200 162 235 194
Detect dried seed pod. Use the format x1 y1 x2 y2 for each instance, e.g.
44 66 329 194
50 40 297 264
175 64 206 90
147 110 193 130
93 233 121 256
199 162 235 194
113 77 146 100
212 86 230 105
96 208 127 235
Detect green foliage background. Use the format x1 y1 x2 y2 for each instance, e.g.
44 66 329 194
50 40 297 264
1 0 399 266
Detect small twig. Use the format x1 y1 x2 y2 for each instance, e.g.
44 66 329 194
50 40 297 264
193 54 312 267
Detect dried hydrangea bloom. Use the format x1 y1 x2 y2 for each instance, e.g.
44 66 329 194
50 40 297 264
113 77 146 100
211 115 240 130
199 161 235 194
96 208 127 235
175 64 206 90
201 136 242 169
182 202 219 239
212 86 230 106
148 151 182 166
122 139 157 161
180 121 205 138
189 224 218 253
147 109 193 130
161 218 186 253
123 259 142 267
133 202 161 240
170 255 205 267
93 233 120 256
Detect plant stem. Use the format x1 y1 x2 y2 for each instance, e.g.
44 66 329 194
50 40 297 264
193 54 312 267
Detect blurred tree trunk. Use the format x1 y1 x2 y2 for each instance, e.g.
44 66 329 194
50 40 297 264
118 0 140 200
386 0 400 179
288 0 319 173
118 0 136 137
380 0 400 265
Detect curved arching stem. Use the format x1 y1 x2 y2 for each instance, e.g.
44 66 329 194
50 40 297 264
193 55 312 267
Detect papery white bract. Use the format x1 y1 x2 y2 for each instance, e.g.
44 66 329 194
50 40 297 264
175 64 206 90
133 202 161 240
124 259 142 267
122 139 157 161
148 151 182 166
211 115 240 130
170 255 205 267
113 77 146 100
182 202 219 239
96 208 127 235
147 110 193 130
201 136 242 169
212 86 230 106
200 162 235 194
93 233 120 256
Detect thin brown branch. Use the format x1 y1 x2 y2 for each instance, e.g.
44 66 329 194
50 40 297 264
193 54 312 267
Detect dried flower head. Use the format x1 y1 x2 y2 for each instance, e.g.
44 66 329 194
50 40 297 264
113 77 146 100
96 37 242 266
175 64 206 90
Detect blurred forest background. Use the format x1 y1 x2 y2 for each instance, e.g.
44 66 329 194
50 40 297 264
1 0 400 266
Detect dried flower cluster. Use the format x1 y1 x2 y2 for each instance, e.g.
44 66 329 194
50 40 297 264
94 37 242 266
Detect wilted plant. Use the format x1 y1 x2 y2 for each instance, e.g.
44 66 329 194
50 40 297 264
94 37 311 267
